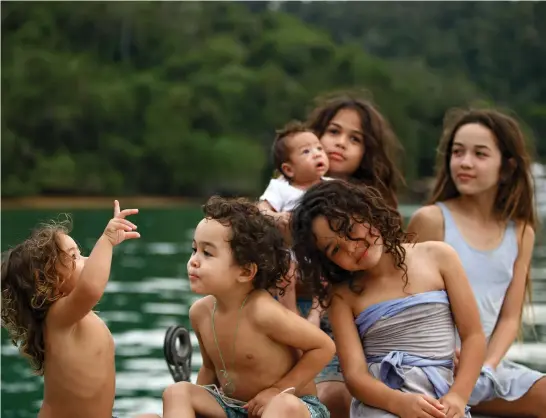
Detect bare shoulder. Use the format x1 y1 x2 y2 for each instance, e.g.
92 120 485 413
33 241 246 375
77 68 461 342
515 221 535 247
189 296 214 325
331 283 352 302
247 290 283 326
407 204 445 242
408 241 458 264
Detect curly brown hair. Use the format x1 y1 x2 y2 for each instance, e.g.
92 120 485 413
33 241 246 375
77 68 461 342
306 91 404 208
272 120 310 179
291 180 412 308
1 218 74 375
203 196 291 295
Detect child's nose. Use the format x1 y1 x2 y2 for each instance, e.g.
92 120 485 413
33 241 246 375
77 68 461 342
334 135 349 149
189 255 199 267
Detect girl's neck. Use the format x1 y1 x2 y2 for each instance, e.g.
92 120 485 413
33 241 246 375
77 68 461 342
453 191 498 224
363 249 399 280
327 171 350 181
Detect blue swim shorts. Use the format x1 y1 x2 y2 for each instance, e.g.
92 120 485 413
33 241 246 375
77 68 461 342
203 384 330 418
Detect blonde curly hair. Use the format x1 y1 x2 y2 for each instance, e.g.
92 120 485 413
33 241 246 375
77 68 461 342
1 218 74 375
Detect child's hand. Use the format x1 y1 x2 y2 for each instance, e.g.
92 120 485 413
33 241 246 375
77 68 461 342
439 392 466 418
275 211 291 230
103 200 140 246
398 393 445 418
243 387 281 416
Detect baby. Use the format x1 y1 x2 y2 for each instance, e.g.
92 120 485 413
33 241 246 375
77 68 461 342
259 120 330 233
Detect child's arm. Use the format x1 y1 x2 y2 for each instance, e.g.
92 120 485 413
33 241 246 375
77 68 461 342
48 201 139 328
329 292 446 418
253 293 335 391
189 299 217 386
306 296 324 328
484 224 534 369
437 242 486 403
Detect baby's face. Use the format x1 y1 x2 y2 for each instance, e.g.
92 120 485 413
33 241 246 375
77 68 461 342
282 132 329 185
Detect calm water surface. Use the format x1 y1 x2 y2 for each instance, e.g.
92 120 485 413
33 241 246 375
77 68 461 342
1 206 545 417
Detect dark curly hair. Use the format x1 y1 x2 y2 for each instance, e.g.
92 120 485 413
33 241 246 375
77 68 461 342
306 91 404 208
272 120 311 179
203 196 291 295
291 180 412 308
1 218 74 375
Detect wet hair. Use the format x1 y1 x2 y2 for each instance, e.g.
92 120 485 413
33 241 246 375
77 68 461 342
429 108 537 229
272 120 310 179
203 196 291 294
1 218 74 375
429 108 538 327
306 91 404 208
291 179 412 307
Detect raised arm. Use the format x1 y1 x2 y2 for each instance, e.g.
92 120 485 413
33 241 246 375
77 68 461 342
436 242 486 404
407 205 445 243
485 224 535 369
48 201 140 328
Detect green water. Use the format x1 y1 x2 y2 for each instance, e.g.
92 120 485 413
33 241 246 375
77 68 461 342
1 207 545 417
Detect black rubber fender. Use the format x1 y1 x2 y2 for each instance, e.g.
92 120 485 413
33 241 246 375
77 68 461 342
163 325 193 382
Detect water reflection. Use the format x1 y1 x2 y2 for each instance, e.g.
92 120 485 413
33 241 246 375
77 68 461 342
1 207 545 418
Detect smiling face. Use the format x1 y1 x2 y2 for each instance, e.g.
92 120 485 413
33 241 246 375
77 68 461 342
187 218 245 295
311 215 383 272
319 108 365 179
449 123 503 196
282 131 329 185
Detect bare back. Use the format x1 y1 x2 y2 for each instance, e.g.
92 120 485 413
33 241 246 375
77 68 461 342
191 292 317 401
39 310 115 418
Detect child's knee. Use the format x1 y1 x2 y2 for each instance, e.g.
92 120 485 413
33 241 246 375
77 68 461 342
265 393 308 417
162 381 193 403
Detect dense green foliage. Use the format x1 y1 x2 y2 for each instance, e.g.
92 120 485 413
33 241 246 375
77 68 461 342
2 2 543 198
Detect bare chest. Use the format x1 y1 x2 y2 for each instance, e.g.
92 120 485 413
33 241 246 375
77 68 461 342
199 314 288 374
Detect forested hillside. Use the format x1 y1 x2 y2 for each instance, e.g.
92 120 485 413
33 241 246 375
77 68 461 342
2 2 542 198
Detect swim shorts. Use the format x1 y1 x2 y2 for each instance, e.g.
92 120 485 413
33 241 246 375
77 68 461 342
203 384 330 418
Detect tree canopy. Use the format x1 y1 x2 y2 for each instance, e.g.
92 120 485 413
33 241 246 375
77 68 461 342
2 2 542 198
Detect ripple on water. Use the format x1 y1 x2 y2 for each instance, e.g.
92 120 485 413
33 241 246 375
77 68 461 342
506 342 546 371
142 302 189 316
105 277 190 294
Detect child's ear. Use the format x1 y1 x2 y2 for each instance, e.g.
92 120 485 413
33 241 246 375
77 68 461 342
237 263 257 284
281 162 294 179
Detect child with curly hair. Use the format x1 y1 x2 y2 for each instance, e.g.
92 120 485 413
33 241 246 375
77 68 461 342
291 180 486 418
0 200 152 418
162 196 335 418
